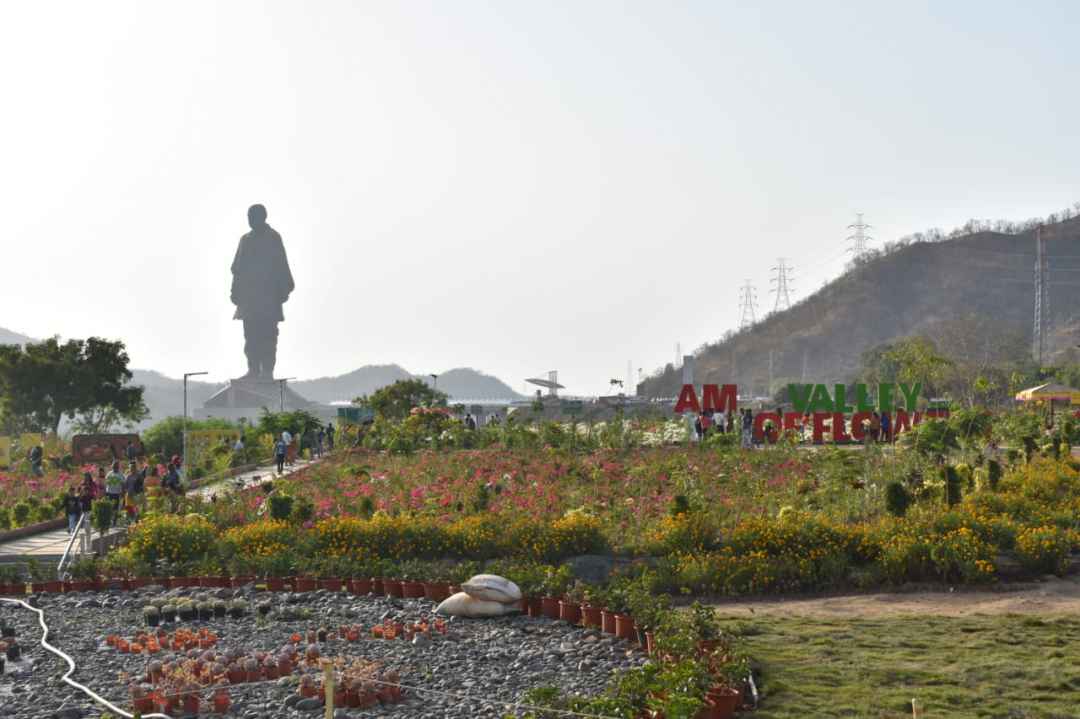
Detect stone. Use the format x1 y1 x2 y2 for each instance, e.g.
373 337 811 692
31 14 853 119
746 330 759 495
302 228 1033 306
565 555 617 584
295 697 323 711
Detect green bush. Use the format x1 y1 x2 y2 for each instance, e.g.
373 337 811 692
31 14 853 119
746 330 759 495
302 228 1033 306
289 496 314 524
12 501 31 527
0 506 11 530
91 498 114 534
268 494 294 521
884 481 912 517
943 466 962 507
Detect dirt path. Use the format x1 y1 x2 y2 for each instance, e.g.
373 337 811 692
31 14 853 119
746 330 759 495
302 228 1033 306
709 576 1080 617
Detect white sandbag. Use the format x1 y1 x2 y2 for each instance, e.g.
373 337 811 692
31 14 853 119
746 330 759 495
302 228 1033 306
460 574 522 604
435 592 515 618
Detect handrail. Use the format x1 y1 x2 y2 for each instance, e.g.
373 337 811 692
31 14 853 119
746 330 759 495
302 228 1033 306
57 511 87 580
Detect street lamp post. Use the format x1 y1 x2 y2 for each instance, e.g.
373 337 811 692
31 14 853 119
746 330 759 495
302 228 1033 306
278 377 297 413
183 371 208 480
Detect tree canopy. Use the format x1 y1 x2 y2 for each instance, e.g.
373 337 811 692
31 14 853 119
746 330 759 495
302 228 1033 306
0 337 146 434
355 378 447 421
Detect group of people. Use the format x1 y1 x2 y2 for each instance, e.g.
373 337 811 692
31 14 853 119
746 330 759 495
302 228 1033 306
62 454 185 534
273 423 335 474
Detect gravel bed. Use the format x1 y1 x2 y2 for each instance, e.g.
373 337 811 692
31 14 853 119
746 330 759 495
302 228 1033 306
0 587 646 718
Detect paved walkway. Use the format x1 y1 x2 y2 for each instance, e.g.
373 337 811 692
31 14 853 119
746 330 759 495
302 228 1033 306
0 457 318 560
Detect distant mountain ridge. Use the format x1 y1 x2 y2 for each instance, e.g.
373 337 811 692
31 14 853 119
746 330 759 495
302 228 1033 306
0 327 523 425
640 212 1080 399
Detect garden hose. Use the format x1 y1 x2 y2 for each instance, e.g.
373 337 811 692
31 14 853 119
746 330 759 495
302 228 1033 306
0 597 169 719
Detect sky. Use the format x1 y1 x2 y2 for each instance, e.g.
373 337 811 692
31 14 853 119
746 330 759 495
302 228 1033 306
1 1 1079 397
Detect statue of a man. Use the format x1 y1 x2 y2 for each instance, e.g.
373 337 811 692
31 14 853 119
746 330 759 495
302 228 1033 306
230 204 294 379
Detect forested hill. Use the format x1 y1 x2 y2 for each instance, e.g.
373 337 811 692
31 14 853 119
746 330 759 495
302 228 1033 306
639 213 1080 399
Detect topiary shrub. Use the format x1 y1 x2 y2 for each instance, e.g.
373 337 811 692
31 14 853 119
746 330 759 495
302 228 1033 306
268 494 294 521
987 459 1002 491
289 496 314 525
885 481 912 517
11 501 31 527
943 466 962 507
91 498 114 534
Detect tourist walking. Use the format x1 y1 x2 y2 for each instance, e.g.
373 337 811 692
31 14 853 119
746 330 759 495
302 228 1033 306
28 444 44 477
163 456 183 495
741 408 753 449
104 461 125 526
316 427 325 457
274 436 287 475
325 423 335 451
880 411 891 443
124 462 142 524
64 486 81 534
78 474 94 519
869 411 881 443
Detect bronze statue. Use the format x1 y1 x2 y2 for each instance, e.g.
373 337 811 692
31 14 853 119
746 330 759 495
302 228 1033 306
230 204 294 379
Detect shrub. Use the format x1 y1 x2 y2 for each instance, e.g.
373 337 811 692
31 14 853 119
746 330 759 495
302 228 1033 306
943 466 962 507
91 498 114 534
268 494 294 521
126 514 216 568
12 501 31 527
1015 525 1071 576
928 527 995 583
223 519 298 560
884 481 911 517
289 496 315 524
0 507 10 530
646 513 722 555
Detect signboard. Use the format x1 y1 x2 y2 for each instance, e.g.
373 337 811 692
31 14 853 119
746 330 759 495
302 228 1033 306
0 437 9 467
337 407 375 424
72 434 143 464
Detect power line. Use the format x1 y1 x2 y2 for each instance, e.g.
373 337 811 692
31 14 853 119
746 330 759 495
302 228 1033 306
737 281 758 329
770 258 794 312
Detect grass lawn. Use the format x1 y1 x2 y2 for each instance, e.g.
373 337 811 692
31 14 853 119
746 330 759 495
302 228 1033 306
724 613 1080 718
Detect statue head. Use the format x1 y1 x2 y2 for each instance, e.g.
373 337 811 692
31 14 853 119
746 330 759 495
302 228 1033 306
247 204 268 230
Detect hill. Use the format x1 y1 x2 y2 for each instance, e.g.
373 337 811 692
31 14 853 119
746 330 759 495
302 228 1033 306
0 327 33 346
640 212 1080 399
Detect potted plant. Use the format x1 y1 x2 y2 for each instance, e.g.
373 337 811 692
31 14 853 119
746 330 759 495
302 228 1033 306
316 556 345 592
0 565 25 596
28 559 62 594
581 585 605 628
228 556 257 588
228 600 247 619
539 565 572 620
161 603 178 623
559 581 586 624
398 560 428 599
261 552 293 591
65 556 101 592
627 573 670 651
143 606 161 628
197 601 215 621
508 562 545 616
177 600 197 622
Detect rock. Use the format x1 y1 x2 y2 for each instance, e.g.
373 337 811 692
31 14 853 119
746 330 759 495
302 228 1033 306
295 697 323 711
412 632 430 647
565 555 617 584
283 694 301 708
52 709 82 719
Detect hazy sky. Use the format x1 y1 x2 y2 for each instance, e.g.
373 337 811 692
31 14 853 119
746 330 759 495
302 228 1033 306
2 1 1078 396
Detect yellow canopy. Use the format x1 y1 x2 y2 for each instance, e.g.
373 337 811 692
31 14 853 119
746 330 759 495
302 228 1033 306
1014 383 1080 405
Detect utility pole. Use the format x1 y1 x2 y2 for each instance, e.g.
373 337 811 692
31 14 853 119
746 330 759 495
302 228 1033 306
737 281 758 329
1034 225 1049 364
278 377 297 412
770 258 794 312
847 213 873 259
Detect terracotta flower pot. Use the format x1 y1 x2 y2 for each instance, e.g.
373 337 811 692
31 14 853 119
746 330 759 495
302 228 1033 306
349 578 373 595
384 579 404 598
581 604 602 628
266 576 285 591
370 578 384 595
525 597 543 618
231 575 255 588
402 580 426 598
540 597 561 620
132 695 154 713
345 688 362 707
422 581 446 602
294 577 317 592
318 577 342 592
32 581 62 593
558 601 582 624
615 614 636 640
212 689 231 713
334 688 347 707
601 610 616 634
182 693 199 715
701 687 740 719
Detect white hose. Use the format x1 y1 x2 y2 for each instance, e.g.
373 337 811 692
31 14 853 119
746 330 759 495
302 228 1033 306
0 597 169 719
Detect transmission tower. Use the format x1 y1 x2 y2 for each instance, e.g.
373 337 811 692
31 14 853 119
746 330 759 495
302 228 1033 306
847 213 873 258
1033 225 1050 364
737 281 758 329
770 258 794 312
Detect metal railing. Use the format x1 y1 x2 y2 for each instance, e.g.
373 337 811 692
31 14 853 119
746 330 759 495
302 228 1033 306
56 511 89 581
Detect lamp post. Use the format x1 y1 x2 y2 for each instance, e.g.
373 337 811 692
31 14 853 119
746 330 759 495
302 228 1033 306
430 374 438 391
183 371 208 479
278 377 297 412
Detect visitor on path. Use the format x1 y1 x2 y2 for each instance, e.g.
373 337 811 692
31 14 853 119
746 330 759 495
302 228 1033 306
464 413 477 431
78 474 94 518
869 412 882 443
325 423 335 451
741 408 753 449
124 462 141 524
163 456 183 495
880 412 892 443
701 411 712 438
693 414 703 441
105 461 125 526
316 427 325 457
64 486 81 534
274 437 287 475
233 436 245 453
28 444 44 477
714 410 726 434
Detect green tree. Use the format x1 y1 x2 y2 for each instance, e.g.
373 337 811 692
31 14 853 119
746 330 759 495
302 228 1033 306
141 416 239 460
0 337 145 434
354 379 447 421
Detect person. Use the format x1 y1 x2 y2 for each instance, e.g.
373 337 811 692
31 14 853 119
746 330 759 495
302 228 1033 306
880 411 892 443
281 430 294 466
325 423 335 451
700 411 712 438
316 427 325 457
869 411 882 443
125 440 138 463
274 436 287 475
163 456 183 495
104 461 125 527
64 486 81 534
714 410 726 434
124 462 142 524
28 444 44 477
693 413 703 441
464 413 477 431
741 408 754 449
78 475 94 519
